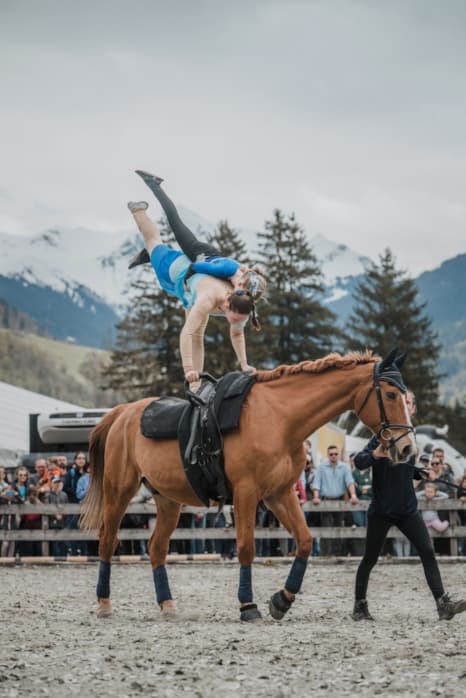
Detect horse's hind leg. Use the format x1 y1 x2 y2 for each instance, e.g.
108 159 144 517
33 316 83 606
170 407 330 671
96 471 140 618
264 487 312 620
147 495 181 615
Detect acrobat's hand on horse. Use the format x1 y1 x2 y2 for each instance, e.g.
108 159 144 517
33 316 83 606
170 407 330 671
184 369 200 384
240 364 257 375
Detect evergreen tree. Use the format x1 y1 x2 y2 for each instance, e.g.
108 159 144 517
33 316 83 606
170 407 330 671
206 220 249 261
254 209 339 366
102 221 185 399
203 220 252 376
345 248 441 420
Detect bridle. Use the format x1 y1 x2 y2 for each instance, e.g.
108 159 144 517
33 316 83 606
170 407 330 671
355 362 414 448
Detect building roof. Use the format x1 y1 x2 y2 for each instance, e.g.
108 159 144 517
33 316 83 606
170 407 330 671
0 380 83 454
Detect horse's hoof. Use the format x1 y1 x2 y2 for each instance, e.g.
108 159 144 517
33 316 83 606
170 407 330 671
240 603 262 622
160 607 178 622
269 590 293 621
97 598 112 618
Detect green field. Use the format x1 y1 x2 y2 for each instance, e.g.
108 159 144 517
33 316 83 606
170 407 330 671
0 328 116 407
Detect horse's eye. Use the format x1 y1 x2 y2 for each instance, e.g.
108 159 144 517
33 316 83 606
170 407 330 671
386 391 396 400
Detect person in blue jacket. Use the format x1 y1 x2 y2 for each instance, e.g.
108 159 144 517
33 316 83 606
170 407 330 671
128 170 266 304
352 390 466 622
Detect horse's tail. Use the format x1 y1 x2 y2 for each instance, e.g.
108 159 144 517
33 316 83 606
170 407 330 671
79 405 127 532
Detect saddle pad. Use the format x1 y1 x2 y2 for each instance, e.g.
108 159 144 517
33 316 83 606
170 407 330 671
140 371 256 441
140 396 188 440
213 371 256 432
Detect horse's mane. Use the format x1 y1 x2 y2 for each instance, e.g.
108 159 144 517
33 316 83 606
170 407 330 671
256 351 379 383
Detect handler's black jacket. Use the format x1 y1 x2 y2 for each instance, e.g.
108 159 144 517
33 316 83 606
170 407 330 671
354 436 422 518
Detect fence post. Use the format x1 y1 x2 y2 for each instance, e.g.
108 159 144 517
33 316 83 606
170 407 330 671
449 509 458 556
41 514 49 557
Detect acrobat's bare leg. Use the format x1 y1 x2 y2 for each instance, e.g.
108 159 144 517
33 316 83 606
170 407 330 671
129 206 162 255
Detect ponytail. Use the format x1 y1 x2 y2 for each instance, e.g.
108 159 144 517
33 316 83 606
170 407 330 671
228 291 262 332
250 304 261 331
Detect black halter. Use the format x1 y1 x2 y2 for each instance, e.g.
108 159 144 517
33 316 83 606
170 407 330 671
355 362 414 447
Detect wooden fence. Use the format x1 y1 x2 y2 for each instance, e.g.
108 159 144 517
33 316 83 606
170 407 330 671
1 500 465 557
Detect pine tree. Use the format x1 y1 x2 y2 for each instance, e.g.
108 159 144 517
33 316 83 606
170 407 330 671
203 220 252 376
254 209 339 366
102 222 185 400
206 220 249 261
345 248 441 420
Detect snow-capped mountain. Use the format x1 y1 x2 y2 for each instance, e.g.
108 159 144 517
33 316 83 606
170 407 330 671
0 219 369 308
309 233 371 286
0 210 370 347
0 205 220 312
1 227 137 312
2 212 466 402
0 208 371 314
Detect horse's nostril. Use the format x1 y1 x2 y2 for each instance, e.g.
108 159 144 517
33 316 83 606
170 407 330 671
401 444 412 458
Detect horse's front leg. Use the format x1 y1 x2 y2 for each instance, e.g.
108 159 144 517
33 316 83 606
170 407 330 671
96 476 140 618
148 495 181 616
233 486 262 622
264 487 312 620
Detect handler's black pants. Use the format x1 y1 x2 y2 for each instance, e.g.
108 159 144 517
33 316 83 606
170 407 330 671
355 511 445 601
143 178 220 261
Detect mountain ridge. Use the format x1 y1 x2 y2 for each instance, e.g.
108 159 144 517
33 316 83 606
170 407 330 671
1 218 465 402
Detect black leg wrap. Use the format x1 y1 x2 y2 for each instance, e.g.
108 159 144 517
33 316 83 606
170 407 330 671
240 603 262 622
269 590 294 620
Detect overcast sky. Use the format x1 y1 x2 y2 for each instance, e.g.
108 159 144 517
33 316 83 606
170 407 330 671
1 0 465 274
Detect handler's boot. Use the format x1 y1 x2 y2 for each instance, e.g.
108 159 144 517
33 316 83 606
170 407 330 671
352 599 374 621
135 170 164 186
436 593 466 621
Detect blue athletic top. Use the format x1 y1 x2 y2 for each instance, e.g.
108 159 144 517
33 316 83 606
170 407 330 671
191 257 240 279
150 246 246 324
175 267 206 308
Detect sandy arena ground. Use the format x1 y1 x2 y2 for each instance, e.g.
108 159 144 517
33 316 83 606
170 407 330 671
1 560 465 698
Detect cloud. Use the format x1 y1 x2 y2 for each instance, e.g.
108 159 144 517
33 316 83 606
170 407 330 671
0 0 465 274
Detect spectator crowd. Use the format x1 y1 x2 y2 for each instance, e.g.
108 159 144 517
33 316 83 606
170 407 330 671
1 444 465 559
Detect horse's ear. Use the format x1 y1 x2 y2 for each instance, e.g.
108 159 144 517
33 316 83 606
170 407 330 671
379 347 399 371
395 351 408 369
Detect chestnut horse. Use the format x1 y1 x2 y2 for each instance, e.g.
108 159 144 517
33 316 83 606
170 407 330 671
80 349 415 621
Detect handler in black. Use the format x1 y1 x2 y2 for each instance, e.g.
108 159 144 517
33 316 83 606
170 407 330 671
352 390 466 622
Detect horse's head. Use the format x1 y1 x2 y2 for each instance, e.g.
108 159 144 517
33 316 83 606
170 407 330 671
354 348 416 462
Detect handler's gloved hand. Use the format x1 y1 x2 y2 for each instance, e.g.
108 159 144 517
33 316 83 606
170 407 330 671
373 444 390 460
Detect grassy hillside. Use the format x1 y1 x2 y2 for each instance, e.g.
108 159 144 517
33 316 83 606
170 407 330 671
0 329 121 407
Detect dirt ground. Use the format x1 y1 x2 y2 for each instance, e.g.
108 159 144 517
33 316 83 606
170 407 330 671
1 560 465 698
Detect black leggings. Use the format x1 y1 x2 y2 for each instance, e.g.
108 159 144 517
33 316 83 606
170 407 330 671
355 511 444 600
142 177 220 261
